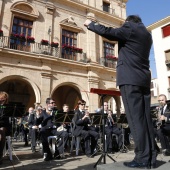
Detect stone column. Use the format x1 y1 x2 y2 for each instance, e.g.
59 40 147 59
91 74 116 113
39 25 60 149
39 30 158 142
86 12 97 62
88 69 99 112
41 73 52 105
45 2 55 43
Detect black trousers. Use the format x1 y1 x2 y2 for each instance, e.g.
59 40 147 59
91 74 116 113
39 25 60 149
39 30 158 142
78 128 99 155
105 126 123 150
40 127 68 154
120 85 157 164
29 128 39 148
157 124 170 150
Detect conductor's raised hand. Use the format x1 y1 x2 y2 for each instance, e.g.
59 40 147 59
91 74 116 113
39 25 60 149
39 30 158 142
84 19 92 27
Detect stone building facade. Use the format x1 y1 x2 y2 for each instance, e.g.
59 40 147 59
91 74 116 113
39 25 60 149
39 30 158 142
0 0 127 114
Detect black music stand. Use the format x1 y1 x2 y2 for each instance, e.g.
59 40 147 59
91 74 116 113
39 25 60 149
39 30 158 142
90 88 121 168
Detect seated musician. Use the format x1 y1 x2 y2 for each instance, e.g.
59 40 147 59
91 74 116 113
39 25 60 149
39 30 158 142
156 94 170 156
62 104 71 133
73 99 99 157
36 98 68 161
20 109 30 146
28 106 43 153
104 102 123 153
0 91 11 165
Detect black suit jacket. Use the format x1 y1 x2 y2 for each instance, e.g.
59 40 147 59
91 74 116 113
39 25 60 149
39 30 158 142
88 21 152 88
36 110 54 130
73 109 90 136
28 113 36 128
163 105 170 124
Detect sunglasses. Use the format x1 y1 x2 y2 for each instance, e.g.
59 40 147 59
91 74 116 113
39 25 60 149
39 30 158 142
50 102 55 104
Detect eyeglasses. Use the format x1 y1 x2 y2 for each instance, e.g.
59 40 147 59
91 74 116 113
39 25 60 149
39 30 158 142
50 102 55 104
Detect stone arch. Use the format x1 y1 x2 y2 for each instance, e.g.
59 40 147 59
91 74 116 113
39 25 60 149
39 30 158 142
51 82 89 110
10 1 39 19
0 75 41 104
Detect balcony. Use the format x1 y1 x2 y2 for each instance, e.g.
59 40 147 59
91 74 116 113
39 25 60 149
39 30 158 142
100 57 117 69
0 36 86 63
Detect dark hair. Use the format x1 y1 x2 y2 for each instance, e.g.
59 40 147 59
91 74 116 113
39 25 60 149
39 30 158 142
46 97 55 104
125 15 142 23
77 99 86 105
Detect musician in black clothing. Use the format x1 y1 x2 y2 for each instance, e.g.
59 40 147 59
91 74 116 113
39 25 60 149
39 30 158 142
36 98 68 161
28 106 43 153
20 110 30 146
105 109 123 153
0 91 11 164
156 94 170 156
73 100 99 157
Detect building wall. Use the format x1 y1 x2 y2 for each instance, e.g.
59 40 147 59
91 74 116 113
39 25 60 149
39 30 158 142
151 22 170 99
0 0 127 113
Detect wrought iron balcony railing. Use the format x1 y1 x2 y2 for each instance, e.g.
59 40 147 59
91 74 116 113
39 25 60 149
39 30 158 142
0 36 86 63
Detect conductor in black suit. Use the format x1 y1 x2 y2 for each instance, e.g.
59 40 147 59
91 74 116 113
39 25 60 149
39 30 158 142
84 15 157 168
73 100 99 157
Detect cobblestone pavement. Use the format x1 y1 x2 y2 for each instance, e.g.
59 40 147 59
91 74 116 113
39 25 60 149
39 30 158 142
0 141 170 170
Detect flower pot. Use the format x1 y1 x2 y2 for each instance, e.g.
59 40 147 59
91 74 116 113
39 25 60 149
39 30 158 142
41 42 49 46
51 44 58 48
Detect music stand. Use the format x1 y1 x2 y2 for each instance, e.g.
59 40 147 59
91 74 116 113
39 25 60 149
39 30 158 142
90 88 121 168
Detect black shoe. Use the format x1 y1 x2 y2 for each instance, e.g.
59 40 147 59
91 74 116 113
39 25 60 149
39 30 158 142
107 149 114 154
44 153 53 161
32 146 36 153
92 149 97 156
150 163 157 169
124 160 150 169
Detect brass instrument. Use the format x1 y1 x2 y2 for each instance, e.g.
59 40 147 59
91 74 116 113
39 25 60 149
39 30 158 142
22 120 29 129
155 107 162 130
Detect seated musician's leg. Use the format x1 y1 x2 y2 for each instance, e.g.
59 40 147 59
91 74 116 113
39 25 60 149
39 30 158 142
30 128 38 153
0 128 6 164
88 129 99 155
40 128 52 161
105 127 113 153
53 130 69 158
80 130 91 157
112 127 123 150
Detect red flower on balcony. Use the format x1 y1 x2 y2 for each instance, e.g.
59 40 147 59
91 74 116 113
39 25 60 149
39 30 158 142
106 55 118 60
27 36 35 41
10 33 20 39
62 44 83 53
41 39 49 45
51 42 59 48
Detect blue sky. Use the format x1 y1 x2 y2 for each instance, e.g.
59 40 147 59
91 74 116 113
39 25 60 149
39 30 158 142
126 0 170 78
